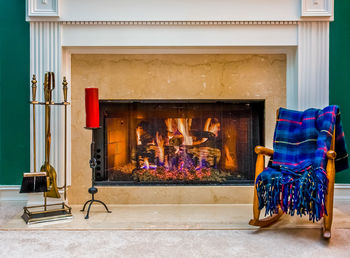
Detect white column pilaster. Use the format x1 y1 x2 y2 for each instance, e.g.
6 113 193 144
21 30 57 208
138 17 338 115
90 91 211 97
297 21 329 110
29 21 65 186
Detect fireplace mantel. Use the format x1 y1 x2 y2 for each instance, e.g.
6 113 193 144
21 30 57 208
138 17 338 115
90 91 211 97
26 0 334 195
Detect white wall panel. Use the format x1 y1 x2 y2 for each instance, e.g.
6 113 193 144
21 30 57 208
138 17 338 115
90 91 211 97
62 24 298 47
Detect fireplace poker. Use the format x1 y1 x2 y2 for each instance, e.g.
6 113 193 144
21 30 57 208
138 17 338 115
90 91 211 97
57 76 69 200
31 75 38 171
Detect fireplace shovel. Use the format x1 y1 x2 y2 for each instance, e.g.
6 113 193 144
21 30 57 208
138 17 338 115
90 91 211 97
40 72 60 198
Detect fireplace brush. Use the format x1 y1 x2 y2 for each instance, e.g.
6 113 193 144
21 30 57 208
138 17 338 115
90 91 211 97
20 75 47 193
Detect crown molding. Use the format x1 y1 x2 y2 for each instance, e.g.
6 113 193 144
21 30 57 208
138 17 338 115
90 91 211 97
61 20 299 25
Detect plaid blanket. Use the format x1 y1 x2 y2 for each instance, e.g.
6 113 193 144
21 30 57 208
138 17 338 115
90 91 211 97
256 105 348 222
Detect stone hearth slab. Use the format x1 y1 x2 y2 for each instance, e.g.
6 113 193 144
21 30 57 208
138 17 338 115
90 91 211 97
1 201 350 231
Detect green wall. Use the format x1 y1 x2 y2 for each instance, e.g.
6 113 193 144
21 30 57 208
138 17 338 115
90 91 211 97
0 1 349 185
0 1 29 184
330 0 350 183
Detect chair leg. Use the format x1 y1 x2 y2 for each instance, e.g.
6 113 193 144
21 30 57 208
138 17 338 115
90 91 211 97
249 153 283 227
323 211 332 239
323 157 336 239
249 182 263 225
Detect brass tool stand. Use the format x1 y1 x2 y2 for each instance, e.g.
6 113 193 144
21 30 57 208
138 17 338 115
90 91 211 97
22 75 72 224
81 129 111 219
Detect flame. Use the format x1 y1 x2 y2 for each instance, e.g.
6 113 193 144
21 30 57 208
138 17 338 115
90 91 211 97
141 158 157 170
224 146 237 170
191 118 211 145
165 118 176 141
177 118 193 145
204 118 211 131
209 123 220 137
143 158 150 169
156 131 164 162
165 118 173 133
136 127 142 145
204 118 220 136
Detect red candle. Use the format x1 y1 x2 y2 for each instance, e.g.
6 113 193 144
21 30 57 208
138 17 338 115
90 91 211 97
85 88 100 128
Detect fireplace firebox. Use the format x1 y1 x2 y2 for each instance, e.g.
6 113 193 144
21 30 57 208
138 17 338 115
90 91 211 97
93 100 264 185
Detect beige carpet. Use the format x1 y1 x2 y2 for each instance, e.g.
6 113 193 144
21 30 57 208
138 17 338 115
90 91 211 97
1 200 350 257
1 229 350 257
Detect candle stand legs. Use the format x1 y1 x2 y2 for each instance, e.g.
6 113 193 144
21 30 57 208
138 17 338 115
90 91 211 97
81 138 111 219
81 187 111 219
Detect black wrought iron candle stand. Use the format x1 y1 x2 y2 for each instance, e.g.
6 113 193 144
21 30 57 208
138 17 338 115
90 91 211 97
81 128 111 219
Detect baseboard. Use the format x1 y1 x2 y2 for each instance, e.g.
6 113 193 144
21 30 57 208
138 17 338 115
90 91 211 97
334 184 350 200
0 185 65 203
1 184 350 202
0 185 28 201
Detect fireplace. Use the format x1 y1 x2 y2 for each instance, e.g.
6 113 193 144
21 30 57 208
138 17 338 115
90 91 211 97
94 101 264 185
27 0 333 204
67 52 284 203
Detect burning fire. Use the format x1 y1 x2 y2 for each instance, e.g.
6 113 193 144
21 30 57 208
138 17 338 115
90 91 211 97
136 116 234 173
176 118 193 146
107 111 239 183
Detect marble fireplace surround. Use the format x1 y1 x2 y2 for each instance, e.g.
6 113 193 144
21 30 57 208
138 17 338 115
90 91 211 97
26 0 333 204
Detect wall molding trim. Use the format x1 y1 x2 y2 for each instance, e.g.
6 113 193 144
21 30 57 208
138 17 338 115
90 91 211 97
301 0 333 17
61 21 299 25
59 20 340 26
1 185 349 201
27 0 59 17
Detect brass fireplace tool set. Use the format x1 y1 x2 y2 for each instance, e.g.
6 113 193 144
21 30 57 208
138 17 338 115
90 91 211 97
20 72 72 224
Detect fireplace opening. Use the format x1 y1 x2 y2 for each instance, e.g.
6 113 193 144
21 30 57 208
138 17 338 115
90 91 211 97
93 100 264 185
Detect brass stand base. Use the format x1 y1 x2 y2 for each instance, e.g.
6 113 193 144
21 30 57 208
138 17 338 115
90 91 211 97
22 202 72 225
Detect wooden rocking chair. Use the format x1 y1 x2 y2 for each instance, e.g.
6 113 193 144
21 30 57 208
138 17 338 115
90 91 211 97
249 110 337 239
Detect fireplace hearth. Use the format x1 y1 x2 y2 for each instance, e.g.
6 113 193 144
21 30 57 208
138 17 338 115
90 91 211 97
93 100 264 185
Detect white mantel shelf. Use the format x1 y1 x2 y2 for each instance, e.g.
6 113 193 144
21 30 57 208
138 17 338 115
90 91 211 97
26 0 334 188
27 0 333 22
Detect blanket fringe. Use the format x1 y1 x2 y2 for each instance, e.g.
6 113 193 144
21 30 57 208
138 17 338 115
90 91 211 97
256 165 328 222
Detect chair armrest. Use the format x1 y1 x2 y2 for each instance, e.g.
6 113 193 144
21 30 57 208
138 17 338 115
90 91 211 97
255 146 274 157
327 150 337 160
